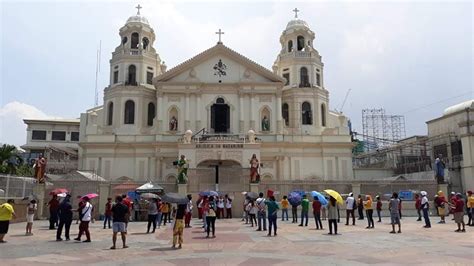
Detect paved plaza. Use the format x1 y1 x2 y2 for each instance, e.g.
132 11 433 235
0 217 473 265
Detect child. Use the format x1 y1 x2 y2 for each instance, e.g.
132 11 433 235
280 196 289 221
26 199 37 235
376 196 382 222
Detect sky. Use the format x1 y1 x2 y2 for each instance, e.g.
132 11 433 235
0 0 472 147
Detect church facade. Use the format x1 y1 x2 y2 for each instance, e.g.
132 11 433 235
78 9 354 189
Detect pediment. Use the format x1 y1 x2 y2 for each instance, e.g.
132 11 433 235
155 43 285 84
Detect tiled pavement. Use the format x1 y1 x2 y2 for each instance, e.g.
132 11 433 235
0 217 473 265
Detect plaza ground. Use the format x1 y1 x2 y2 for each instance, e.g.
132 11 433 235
0 217 473 265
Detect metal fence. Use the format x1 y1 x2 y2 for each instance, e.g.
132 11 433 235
0 175 36 199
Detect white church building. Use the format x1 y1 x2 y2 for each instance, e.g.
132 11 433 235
78 7 353 191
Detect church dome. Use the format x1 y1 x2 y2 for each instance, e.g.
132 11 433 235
286 19 310 30
126 14 150 25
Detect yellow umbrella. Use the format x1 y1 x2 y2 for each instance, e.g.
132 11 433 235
324 189 343 205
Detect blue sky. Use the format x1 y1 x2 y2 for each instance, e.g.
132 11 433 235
1 0 472 146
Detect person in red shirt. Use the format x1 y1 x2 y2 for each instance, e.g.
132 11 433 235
312 197 323 230
47 195 60 230
104 198 112 229
415 194 422 221
376 195 382 222
451 194 466 232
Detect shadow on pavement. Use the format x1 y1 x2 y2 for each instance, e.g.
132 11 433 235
150 246 176 251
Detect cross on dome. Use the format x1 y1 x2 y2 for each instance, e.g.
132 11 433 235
293 8 300 18
136 4 142 15
215 29 224 44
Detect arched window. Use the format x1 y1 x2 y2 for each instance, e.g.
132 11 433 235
302 102 312 125
260 107 271 132
147 102 155 126
300 67 309 87
124 100 135 124
288 40 293 52
131 32 139 48
107 102 113 126
216 97 225 104
282 103 289 127
142 37 149 50
127 65 136 85
297 36 305 51
321 104 326 127
122 36 128 45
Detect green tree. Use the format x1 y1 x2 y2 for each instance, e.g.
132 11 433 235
0 144 22 174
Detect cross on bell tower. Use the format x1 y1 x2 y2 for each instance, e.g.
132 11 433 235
215 29 224 44
293 8 299 18
136 4 142 15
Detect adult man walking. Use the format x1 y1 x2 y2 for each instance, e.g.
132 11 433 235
111 196 129 249
256 193 267 231
56 194 73 241
0 199 16 243
345 192 356 225
74 196 93 242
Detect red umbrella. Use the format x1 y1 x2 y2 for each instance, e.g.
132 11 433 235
49 188 68 195
81 193 99 200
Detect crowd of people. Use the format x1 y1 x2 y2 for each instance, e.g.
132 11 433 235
0 189 472 248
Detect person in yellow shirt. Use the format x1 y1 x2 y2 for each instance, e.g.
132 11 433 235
0 199 16 243
364 195 374 229
467 191 474 226
280 196 289 221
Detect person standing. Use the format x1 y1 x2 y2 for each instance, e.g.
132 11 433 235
280 196 289 221
205 196 217 238
216 196 224 219
435 191 448 224
376 196 382 223
291 202 298 223
201 196 208 231
398 198 403 219
265 196 279 236
451 194 466 232
420 191 431 228
225 194 232 219
74 196 93 242
389 192 401 234
467 191 474 226
345 193 356 226
197 197 203 220
185 194 193 228
160 201 170 226
357 195 364 220
243 196 250 224
173 204 186 248
146 198 158 234
0 199 16 243
364 195 374 229
299 195 309 227
121 194 132 227
57 194 73 241
256 193 267 231
327 197 338 235
133 199 140 222
110 196 129 249
313 197 323 230
415 193 422 221
47 195 60 230
25 199 37 235
247 200 258 227
104 198 113 229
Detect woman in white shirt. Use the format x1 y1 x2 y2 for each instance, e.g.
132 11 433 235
247 200 258 227
25 199 37 236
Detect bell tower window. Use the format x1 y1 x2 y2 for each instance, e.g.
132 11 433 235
297 36 305 51
124 100 135 124
127 65 137 85
147 102 155 126
131 32 139 49
282 103 289 127
302 102 312 125
107 102 113 126
316 73 321 87
321 104 326 127
288 40 293 52
283 73 290 86
300 67 309 87
142 37 149 50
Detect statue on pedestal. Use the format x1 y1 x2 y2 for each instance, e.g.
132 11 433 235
183 130 193 144
247 130 256 144
262 116 270 131
435 154 445 184
170 116 178 131
174 155 189 184
249 154 261 183
34 155 47 184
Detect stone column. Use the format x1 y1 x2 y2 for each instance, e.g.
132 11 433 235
156 157 163 181
239 92 244 133
249 93 256 130
156 91 164 131
437 183 448 199
276 91 283 133
351 183 361 198
185 93 190 130
250 183 259 193
196 93 202 131
178 183 188 196
98 183 111 216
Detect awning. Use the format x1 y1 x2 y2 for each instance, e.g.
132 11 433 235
135 182 164 194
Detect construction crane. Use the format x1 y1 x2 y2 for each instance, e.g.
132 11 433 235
338 89 352 113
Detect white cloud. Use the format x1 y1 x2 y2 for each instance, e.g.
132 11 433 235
0 101 61 147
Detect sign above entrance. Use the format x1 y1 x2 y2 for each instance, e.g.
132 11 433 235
196 144 244 149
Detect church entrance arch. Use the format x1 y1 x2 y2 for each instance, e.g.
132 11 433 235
193 160 246 192
211 97 230 133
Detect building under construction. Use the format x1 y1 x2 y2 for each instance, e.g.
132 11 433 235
361 108 406 151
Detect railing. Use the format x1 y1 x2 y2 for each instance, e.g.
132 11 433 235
299 82 312 88
128 49 142 55
193 134 246 143
281 51 312 59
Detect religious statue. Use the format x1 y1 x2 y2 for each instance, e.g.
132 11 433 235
170 116 178 131
249 154 261 183
183 130 193 144
34 155 47 184
247 130 256 144
262 116 270 131
174 155 189 184
435 154 445 184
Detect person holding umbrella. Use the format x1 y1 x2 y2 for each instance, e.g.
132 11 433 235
56 194 73 241
146 198 158 234
205 196 217 238
74 196 93 242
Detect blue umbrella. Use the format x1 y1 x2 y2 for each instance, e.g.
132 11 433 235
288 191 302 206
311 191 328 205
199 190 218 197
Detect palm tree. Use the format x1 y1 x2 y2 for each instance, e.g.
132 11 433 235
0 144 22 174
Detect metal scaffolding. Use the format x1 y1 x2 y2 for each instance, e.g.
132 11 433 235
362 108 406 151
